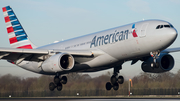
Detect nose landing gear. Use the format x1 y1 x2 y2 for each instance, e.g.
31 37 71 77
150 51 160 68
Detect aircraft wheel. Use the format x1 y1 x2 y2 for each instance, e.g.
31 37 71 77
54 76 60 84
57 83 63 91
105 82 112 90
61 76 67 84
117 76 124 84
110 75 117 84
113 82 119 91
49 82 55 91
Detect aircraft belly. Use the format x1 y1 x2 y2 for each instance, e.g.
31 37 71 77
82 53 119 68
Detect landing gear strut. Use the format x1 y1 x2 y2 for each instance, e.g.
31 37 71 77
105 66 124 91
49 74 67 91
150 51 160 68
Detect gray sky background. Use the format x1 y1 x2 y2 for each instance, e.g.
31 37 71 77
0 0 180 79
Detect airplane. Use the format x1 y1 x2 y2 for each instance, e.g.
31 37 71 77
1 6 179 91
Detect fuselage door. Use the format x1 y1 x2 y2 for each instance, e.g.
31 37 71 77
140 23 148 37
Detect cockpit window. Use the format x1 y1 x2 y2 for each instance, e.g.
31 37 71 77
156 24 174 29
156 25 160 29
160 25 163 28
164 25 170 28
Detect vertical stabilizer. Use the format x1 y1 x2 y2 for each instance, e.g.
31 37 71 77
2 6 36 49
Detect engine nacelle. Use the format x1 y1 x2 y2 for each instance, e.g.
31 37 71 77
41 53 74 73
141 53 174 73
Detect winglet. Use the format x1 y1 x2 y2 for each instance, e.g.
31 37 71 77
2 6 36 49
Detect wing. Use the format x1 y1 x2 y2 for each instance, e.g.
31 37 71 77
0 47 93 64
161 47 180 53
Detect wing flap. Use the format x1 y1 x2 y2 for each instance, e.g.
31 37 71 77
0 53 10 59
0 48 49 54
0 48 48 62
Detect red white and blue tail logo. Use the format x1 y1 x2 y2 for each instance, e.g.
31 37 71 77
132 24 138 37
2 6 36 49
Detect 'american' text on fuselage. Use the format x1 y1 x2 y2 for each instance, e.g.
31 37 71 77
90 30 129 48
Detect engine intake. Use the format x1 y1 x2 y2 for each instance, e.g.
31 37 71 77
60 54 74 69
41 53 74 73
141 53 174 73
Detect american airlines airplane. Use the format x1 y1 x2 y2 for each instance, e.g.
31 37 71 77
1 6 179 91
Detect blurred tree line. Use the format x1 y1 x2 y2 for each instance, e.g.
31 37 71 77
0 70 180 97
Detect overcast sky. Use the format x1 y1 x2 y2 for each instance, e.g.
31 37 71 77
0 0 180 79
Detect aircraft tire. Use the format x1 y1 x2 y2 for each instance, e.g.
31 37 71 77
106 82 112 90
57 83 63 91
61 76 67 84
113 82 119 91
49 82 55 91
117 76 124 84
110 75 117 84
54 76 60 84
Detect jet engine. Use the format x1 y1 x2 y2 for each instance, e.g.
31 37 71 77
141 53 174 73
41 53 74 73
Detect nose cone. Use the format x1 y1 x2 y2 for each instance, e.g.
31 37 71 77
161 28 178 48
169 29 178 42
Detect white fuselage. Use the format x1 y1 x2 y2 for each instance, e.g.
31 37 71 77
17 20 178 75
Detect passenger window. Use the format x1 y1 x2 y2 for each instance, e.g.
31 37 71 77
164 25 170 28
156 25 160 29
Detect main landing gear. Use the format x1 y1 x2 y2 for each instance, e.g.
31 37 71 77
49 74 67 91
106 66 124 91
